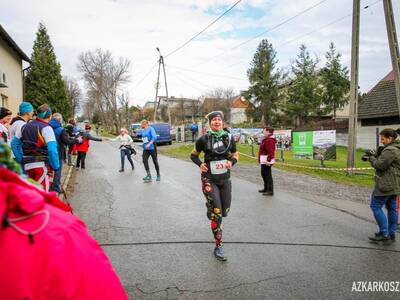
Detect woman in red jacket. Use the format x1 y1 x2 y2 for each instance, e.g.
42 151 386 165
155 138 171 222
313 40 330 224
75 124 103 169
258 126 277 196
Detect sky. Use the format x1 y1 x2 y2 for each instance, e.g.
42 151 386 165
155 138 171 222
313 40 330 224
1 0 399 107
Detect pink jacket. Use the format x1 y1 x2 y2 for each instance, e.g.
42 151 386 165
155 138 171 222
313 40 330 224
0 168 128 300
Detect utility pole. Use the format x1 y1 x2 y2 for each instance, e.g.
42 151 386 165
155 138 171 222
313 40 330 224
347 0 360 175
383 0 400 119
153 55 162 123
153 48 171 124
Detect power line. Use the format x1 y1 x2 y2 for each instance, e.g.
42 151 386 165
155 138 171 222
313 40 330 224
133 62 158 88
192 0 331 68
165 0 242 58
277 0 381 48
221 0 381 71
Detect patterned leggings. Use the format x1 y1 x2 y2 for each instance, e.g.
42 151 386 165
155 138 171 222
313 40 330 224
201 177 232 246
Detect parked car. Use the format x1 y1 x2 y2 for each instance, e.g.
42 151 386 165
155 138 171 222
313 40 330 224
151 122 172 145
130 122 172 145
130 123 142 141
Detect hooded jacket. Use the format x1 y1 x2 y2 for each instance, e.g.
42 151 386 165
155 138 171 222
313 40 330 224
49 118 80 159
258 134 277 163
0 167 127 300
369 142 400 196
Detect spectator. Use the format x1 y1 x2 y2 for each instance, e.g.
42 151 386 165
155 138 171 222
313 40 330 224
258 126 277 196
49 113 82 193
0 107 12 144
75 124 102 170
10 102 34 140
0 166 128 299
108 127 135 172
190 122 198 142
11 104 59 191
366 128 400 244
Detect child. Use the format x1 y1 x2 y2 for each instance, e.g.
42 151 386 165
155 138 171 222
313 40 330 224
74 124 102 169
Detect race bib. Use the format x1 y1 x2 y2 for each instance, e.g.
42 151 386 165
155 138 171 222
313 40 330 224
142 137 149 143
210 160 228 175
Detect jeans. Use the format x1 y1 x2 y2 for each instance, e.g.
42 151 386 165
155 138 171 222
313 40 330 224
370 193 398 236
120 149 134 170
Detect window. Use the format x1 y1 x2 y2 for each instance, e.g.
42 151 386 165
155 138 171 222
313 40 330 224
1 94 8 108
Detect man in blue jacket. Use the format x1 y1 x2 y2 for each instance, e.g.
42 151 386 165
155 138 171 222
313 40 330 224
11 104 59 191
49 113 82 193
141 119 160 182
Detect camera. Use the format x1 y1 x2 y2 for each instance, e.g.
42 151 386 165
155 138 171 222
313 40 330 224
361 149 377 161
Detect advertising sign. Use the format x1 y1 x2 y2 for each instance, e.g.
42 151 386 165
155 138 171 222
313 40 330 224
293 131 313 159
275 130 292 150
313 130 336 160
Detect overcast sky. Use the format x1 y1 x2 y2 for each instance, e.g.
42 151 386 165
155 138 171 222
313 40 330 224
2 0 399 107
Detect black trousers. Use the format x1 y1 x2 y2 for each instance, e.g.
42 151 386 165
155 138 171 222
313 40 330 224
142 149 160 175
261 164 273 192
76 152 87 169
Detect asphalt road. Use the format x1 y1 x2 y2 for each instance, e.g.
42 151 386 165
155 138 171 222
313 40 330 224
69 141 400 300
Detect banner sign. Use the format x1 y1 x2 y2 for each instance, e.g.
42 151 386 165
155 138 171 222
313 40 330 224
293 131 313 159
312 130 336 160
293 130 336 160
275 130 292 150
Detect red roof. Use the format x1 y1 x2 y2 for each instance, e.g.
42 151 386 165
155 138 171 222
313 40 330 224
382 70 395 81
231 96 249 108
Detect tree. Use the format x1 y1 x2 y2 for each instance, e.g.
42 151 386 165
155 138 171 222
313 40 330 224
77 49 131 133
320 42 350 119
64 77 82 119
286 44 322 126
245 39 282 124
25 23 70 118
202 87 234 121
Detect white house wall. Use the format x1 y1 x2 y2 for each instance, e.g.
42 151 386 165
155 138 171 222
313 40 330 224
0 37 23 114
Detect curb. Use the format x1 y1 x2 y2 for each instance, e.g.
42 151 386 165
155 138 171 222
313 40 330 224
62 163 74 192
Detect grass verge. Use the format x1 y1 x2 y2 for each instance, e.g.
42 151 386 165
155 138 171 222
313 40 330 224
158 142 374 187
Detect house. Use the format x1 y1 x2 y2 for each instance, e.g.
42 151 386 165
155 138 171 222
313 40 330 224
357 70 399 149
143 101 156 110
158 96 201 122
0 24 31 114
230 95 250 124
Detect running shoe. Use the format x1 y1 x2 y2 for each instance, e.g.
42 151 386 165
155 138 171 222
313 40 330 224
214 245 227 261
142 175 152 182
156 175 161 181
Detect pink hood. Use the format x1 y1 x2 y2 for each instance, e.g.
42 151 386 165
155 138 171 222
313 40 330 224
0 168 127 300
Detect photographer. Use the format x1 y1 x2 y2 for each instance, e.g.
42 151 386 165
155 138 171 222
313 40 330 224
363 128 400 244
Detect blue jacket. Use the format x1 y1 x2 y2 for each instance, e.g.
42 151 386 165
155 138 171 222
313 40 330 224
142 127 157 151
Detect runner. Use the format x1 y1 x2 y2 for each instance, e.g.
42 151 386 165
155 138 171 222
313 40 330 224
190 111 239 261
141 120 160 182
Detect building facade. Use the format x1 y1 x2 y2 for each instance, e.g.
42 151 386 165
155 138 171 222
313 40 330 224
0 24 31 114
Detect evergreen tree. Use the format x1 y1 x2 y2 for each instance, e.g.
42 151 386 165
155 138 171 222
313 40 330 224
320 42 350 119
245 39 281 124
25 23 70 118
286 44 322 126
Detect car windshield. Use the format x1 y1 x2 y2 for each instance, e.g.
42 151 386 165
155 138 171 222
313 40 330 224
131 124 141 130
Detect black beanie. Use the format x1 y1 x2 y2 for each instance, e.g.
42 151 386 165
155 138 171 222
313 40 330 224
0 107 12 120
206 111 224 123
